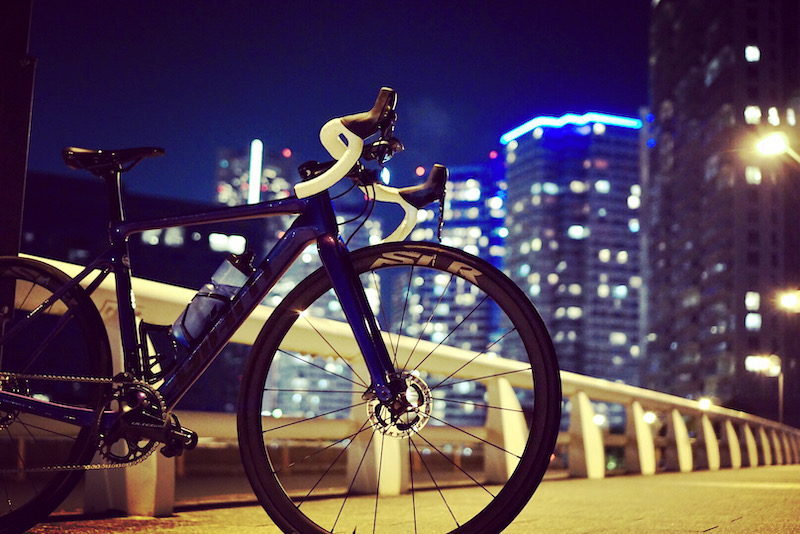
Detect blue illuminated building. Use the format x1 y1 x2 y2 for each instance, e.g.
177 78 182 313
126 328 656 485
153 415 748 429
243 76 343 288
501 112 643 385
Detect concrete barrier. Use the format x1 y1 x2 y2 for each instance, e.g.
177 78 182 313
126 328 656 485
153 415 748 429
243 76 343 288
20 256 800 516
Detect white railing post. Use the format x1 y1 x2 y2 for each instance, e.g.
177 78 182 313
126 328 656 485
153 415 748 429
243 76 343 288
720 419 742 469
568 392 605 479
84 304 175 517
770 430 785 465
700 414 720 471
758 427 773 465
624 401 656 475
741 424 759 467
664 409 692 472
484 377 527 483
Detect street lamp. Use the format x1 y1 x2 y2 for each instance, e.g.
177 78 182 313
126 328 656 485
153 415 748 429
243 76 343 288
756 132 800 165
777 289 800 313
744 354 784 425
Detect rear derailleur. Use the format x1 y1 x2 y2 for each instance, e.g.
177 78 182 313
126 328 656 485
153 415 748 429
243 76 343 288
98 374 198 464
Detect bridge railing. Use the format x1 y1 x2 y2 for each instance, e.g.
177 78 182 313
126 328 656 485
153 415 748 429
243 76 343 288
22 256 800 516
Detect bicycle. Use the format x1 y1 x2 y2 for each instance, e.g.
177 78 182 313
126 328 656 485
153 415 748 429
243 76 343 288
0 87 561 534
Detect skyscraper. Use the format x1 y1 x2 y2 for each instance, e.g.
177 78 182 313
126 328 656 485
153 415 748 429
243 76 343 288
646 0 800 423
501 112 644 385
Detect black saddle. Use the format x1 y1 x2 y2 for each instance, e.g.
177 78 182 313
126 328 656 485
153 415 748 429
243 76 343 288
62 146 164 177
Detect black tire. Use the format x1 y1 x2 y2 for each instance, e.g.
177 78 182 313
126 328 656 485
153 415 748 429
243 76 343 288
238 242 560 533
0 257 112 533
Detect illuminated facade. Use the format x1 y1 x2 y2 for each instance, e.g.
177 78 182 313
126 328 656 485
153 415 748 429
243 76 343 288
646 0 800 422
501 113 643 385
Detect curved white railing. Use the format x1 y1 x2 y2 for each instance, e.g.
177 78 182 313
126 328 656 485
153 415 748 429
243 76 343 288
22 256 800 515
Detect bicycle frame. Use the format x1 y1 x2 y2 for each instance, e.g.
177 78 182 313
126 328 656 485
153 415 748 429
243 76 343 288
0 188 398 430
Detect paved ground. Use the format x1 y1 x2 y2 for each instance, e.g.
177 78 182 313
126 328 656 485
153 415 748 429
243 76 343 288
30 465 800 533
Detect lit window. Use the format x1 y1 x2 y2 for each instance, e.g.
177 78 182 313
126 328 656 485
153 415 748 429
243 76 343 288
744 106 762 125
631 185 642 196
531 238 542 251
745 291 760 311
630 276 642 288
595 180 611 193
489 246 505 256
542 182 559 195
788 109 797 127
745 313 762 331
744 45 761 62
507 140 518 151
532 128 543 139
629 219 640 233
569 284 582 295
163 227 185 247
547 273 559 285
519 264 531 276
570 180 587 193
566 307 583 319
745 166 762 185
767 107 780 126
627 196 641 209
617 251 629 264
612 285 628 299
592 122 606 135
598 249 611 262
209 233 246 254
598 284 610 298
567 225 589 239
488 196 504 210
529 284 541 297
506 152 517 164
141 229 161 246
609 332 627 345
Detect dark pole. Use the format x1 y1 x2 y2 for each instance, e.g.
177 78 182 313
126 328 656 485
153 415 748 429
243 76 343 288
0 0 37 257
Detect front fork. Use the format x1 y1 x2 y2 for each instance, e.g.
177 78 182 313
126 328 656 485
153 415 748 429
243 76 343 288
316 235 400 402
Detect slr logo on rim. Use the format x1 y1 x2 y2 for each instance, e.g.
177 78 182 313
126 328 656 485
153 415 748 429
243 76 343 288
370 251 482 284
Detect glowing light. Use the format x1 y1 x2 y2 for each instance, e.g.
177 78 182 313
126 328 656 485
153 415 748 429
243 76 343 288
489 150 498 159
778 290 800 312
415 166 426 177
698 398 712 410
756 132 789 156
500 112 642 145
282 147 292 158
248 139 263 205
643 411 657 425
380 167 391 184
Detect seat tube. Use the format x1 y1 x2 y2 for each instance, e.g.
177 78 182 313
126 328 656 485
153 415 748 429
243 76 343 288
316 234 397 401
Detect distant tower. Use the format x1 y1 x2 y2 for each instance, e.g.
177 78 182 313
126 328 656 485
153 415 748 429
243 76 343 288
646 0 800 422
501 112 643 385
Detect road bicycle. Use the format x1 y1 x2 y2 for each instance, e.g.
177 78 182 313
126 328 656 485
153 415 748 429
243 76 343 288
0 88 561 533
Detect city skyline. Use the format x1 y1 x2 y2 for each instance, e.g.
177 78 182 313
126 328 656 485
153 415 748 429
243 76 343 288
26 2 649 202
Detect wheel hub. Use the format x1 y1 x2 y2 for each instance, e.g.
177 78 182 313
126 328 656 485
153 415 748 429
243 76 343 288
366 372 432 438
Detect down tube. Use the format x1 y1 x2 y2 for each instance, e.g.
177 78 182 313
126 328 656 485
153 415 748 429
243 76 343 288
316 235 397 401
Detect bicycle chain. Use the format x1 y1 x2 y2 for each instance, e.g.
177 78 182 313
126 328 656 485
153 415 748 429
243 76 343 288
0 371 161 473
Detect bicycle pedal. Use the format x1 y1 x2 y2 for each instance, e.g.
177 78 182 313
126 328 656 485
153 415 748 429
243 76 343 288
160 415 198 458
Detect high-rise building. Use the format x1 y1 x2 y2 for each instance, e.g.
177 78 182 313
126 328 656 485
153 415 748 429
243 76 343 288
501 112 644 385
646 0 800 423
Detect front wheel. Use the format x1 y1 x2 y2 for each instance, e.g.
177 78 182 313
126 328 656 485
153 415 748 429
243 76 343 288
238 242 561 533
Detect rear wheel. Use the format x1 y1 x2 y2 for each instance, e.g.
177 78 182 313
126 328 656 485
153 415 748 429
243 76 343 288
0 257 111 534
238 242 560 533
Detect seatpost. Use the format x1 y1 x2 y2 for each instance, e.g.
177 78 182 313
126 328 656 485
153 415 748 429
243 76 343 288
101 166 126 225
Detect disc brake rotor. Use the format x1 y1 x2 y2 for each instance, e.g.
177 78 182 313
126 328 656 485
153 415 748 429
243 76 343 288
367 372 433 438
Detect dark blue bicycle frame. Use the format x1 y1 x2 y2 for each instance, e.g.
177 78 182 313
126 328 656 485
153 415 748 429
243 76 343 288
0 190 398 431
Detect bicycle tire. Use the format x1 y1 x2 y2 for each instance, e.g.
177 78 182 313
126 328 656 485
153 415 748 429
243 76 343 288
0 257 112 533
238 242 560 534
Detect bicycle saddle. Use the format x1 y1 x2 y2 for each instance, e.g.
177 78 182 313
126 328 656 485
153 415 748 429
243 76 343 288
62 146 165 176
340 87 397 139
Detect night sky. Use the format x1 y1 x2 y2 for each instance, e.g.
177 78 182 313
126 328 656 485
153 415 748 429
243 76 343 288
28 1 650 203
